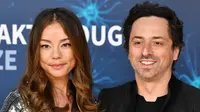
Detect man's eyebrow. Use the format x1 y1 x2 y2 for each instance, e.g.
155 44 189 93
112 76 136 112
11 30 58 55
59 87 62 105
132 36 144 39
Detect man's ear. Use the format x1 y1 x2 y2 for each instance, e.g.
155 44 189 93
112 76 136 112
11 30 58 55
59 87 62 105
173 47 180 61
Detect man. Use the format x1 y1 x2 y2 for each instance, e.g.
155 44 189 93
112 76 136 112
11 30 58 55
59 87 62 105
98 1 200 112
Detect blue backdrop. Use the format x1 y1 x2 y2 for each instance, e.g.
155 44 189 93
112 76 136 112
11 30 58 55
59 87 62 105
1 0 200 107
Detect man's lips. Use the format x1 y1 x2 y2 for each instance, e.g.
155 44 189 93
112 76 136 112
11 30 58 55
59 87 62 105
140 59 157 65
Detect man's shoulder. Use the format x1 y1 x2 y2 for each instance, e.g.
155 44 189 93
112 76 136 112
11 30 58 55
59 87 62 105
98 80 135 101
172 80 200 111
180 81 200 99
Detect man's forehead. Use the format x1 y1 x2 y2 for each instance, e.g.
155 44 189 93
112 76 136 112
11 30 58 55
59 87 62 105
131 35 170 41
132 16 169 25
130 16 170 40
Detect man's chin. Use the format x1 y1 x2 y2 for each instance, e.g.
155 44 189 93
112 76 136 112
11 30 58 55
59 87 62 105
136 70 158 81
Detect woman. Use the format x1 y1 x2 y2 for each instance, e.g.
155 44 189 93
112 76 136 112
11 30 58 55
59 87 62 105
1 8 97 112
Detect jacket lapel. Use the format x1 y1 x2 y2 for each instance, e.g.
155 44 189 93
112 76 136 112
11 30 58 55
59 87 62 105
160 75 182 112
125 81 137 112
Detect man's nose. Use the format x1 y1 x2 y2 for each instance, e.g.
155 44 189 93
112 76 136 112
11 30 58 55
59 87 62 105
142 43 153 56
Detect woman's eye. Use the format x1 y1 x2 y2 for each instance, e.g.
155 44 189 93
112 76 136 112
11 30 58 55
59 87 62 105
62 43 71 47
41 44 50 49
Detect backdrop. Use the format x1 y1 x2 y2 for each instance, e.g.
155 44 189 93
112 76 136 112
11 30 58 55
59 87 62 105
1 0 200 107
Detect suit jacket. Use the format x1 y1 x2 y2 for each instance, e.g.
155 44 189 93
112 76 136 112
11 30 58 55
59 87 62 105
98 75 200 112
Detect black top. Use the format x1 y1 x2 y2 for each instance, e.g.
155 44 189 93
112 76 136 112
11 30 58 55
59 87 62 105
135 94 167 112
53 104 69 112
98 75 200 112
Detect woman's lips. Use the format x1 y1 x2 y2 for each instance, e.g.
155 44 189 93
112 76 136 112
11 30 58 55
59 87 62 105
49 64 65 70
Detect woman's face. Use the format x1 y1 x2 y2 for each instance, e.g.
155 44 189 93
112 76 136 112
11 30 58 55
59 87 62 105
39 22 76 80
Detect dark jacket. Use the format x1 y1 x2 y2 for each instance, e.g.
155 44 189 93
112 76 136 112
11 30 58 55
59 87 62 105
98 75 200 112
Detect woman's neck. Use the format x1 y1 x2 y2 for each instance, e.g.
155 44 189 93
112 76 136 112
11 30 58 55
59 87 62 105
50 76 72 107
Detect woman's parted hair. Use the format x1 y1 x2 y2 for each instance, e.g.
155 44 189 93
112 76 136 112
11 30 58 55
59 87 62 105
19 7 97 112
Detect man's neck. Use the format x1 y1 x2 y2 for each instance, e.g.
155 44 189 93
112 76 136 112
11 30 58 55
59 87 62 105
136 72 171 102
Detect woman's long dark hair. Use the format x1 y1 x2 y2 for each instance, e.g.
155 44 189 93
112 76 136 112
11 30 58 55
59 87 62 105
19 8 97 112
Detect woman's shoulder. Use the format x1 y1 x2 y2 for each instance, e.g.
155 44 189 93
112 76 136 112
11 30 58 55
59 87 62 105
1 89 29 112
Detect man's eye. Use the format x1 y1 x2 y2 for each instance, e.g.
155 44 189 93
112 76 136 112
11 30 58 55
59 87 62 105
134 42 142 45
154 42 163 46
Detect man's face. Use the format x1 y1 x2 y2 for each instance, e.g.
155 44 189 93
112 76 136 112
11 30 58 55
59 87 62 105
128 16 180 81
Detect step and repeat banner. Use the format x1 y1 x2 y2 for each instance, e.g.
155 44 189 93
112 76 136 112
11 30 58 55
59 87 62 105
1 0 200 107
